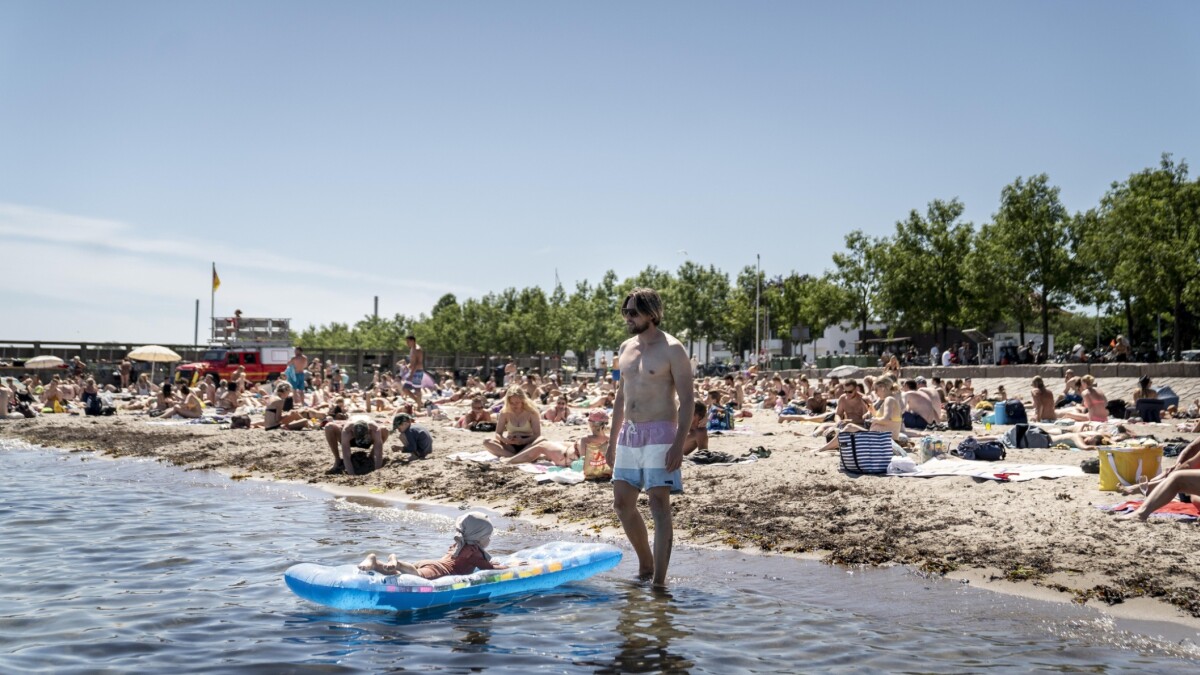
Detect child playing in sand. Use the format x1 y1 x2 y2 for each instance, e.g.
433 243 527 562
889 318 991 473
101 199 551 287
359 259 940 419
357 512 509 579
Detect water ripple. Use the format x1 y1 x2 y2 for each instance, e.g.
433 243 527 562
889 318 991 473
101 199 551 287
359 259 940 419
1 441 1198 673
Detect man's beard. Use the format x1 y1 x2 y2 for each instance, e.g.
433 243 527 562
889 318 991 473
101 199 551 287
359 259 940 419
627 321 649 335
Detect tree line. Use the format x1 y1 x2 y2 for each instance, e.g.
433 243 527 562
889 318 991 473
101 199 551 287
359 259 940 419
297 153 1200 359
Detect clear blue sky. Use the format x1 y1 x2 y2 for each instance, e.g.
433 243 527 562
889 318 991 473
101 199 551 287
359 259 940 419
2 1 1198 343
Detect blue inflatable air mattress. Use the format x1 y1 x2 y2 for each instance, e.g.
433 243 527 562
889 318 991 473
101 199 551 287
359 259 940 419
285 541 622 611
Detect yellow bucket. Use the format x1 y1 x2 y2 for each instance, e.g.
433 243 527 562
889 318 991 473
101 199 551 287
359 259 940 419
1097 445 1162 491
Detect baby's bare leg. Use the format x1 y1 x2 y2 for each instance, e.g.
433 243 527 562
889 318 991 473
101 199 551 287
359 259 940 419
386 554 421 576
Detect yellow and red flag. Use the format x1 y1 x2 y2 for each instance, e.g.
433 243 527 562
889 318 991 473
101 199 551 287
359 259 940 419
212 264 221 292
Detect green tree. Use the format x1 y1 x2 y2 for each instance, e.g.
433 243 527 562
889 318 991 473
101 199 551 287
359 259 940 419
1101 154 1200 356
991 174 1074 348
959 222 1031 337
831 230 883 335
877 198 975 344
720 265 764 358
799 274 854 359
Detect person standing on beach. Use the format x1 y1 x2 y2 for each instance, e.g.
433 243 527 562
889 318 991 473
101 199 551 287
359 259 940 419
287 347 308 405
119 358 132 390
606 288 694 589
405 335 425 408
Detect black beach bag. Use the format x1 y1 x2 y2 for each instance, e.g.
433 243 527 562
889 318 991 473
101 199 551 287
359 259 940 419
944 402 972 431
1004 399 1028 425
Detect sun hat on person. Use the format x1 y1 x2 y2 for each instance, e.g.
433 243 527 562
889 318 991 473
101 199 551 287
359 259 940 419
587 410 609 424
453 512 495 560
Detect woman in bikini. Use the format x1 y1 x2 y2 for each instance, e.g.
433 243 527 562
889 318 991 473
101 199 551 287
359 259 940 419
457 395 493 428
1081 375 1109 422
541 395 571 423
257 382 310 430
482 386 550 459
158 384 203 419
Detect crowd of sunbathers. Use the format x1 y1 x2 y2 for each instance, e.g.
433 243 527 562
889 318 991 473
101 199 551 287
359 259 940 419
6 359 1200 464
749 368 1200 452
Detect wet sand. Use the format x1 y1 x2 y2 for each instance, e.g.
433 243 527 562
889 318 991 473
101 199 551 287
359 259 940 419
3 378 1199 626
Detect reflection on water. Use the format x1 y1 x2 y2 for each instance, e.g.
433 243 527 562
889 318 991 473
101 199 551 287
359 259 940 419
1 441 1198 674
600 587 693 674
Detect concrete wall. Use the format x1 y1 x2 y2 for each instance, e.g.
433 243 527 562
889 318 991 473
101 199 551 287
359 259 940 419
764 362 1200 380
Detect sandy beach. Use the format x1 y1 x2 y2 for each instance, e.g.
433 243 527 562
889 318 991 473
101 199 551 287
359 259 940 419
4 375 1199 627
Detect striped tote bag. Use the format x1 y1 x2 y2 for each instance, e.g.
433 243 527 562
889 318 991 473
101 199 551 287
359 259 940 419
838 431 894 474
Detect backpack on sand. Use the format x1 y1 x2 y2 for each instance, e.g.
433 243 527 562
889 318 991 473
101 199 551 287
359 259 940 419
944 402 972 431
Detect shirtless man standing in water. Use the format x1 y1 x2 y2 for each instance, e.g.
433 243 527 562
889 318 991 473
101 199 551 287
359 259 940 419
606 287 694 589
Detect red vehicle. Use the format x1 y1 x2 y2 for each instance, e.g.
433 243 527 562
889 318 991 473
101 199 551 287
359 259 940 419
177 345 296 383
176 316 294 383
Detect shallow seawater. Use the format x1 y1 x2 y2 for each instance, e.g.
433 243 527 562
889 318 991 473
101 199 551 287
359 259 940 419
1 440 1198 674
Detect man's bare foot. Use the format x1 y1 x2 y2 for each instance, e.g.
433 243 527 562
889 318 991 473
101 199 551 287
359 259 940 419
325 463 344 475
358 553 379 572
637 569 654 582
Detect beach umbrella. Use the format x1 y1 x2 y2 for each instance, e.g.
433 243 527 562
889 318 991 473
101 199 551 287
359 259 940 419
24 355 65 370
128 345 182 383
827 364 863 379
128 345 182 363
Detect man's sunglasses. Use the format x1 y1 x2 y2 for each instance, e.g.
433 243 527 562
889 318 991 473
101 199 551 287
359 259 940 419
621 308 640 318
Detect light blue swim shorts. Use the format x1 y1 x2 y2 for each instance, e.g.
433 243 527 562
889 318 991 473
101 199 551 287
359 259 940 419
613 420 682 494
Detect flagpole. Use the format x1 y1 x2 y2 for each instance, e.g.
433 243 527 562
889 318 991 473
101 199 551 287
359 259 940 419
210 262 215 342
754 253 760 367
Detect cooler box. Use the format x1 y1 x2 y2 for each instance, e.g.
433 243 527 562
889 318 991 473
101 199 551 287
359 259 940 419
992 401 1008 425
1097 445 1162 491
1154 385 1180 410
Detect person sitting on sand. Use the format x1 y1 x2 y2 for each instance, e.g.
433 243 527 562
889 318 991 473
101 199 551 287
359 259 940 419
1031 377 1056 423
866 377 905 440
681 401 708 455
324 414 389 475
358 512 509 578
574 410 614 476
257 382 310 430
0 379 14 419
1115 438 1200 521
542 395 571 423
217 380 240 412
1081 375 1108 422
902 379 939 430
149 383 178 415
40 376 64 411
389 412 433 460
482 386 551 459
158 384 203 419
1131 375 1157 403
457 395 493 428
1057 371 1083 408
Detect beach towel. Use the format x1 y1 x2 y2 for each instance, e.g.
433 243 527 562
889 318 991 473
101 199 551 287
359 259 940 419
515 464 585 484
448 451 500 463
1097 500 1200 521
895 457 1084 482
707 428 758 436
